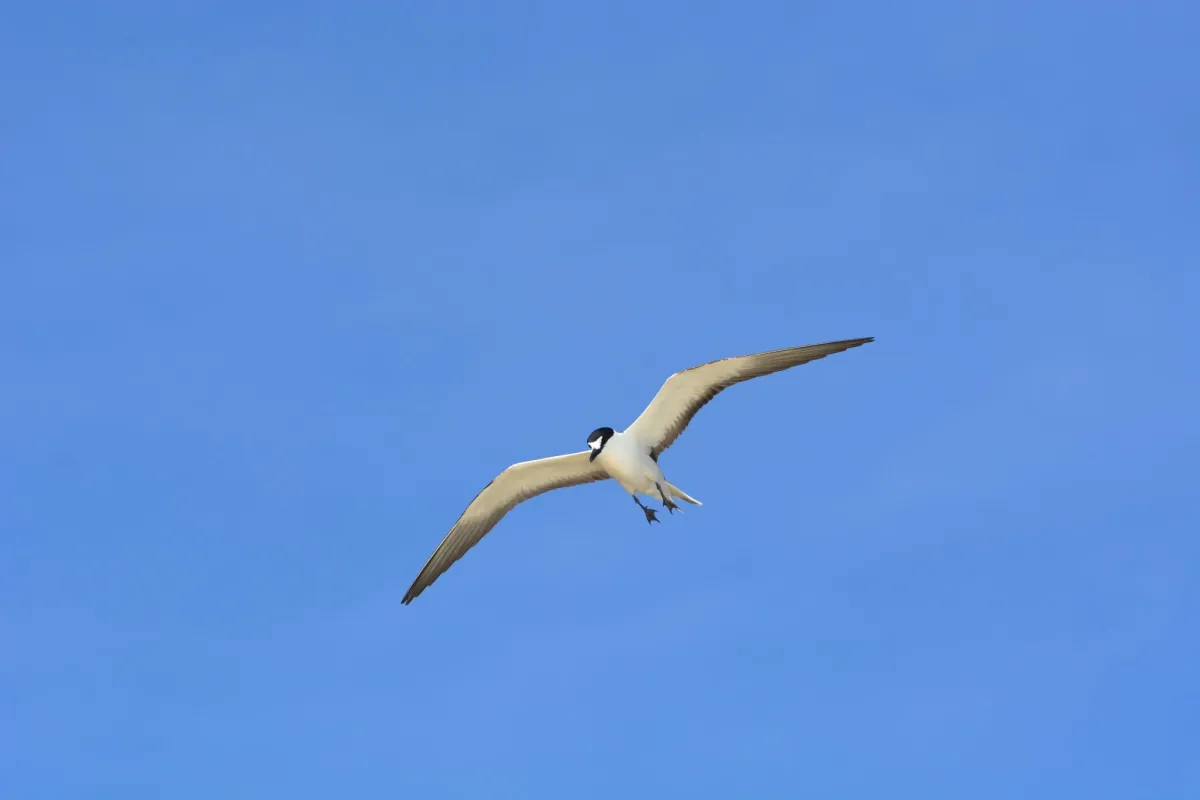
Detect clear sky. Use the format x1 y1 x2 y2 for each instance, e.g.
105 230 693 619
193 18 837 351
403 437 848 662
2 2 1197 798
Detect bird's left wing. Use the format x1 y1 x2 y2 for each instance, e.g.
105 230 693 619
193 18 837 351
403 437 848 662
626 337 874 460
402 451 609 604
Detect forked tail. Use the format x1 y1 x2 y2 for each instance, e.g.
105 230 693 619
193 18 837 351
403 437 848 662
665 481 702 506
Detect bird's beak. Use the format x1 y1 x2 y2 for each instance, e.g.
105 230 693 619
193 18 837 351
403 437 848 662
588 449 599 462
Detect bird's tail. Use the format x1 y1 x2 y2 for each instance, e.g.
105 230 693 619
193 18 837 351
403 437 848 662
666 481 702 506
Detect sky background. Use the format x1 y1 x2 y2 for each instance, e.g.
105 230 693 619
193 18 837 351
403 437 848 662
2 2 1198 798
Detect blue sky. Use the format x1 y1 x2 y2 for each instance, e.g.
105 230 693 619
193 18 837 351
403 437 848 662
2 1 1198 797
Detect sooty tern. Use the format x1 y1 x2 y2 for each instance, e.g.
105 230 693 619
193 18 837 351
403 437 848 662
402 337 873 604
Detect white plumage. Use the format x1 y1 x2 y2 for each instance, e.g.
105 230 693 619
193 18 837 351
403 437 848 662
402 336 873 604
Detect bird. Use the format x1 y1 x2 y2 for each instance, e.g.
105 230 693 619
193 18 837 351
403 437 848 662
402 336 874 604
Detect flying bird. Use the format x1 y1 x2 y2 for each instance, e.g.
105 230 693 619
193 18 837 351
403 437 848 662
402 337 874 604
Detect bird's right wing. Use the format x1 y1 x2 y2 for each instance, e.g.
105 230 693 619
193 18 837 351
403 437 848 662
402 451 609 604
626 337 874 460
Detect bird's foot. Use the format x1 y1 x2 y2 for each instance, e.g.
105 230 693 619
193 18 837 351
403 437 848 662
656 483 681 514
643 506 660 524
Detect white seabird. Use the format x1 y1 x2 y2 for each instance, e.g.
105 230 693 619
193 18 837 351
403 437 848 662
402 337 873 604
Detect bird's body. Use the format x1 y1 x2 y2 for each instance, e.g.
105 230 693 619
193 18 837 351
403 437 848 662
593 430 671 499
402 336 874 604
591 428 702 514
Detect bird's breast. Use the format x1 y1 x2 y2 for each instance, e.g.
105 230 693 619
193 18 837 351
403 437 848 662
599 434 661 492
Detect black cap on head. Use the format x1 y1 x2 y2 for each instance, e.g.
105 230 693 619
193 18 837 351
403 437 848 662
586 427 614 461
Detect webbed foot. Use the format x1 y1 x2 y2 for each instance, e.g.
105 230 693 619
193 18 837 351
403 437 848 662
656 483 681 514
633 495 660 524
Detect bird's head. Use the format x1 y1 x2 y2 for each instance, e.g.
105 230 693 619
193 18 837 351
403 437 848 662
586 427 614 461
